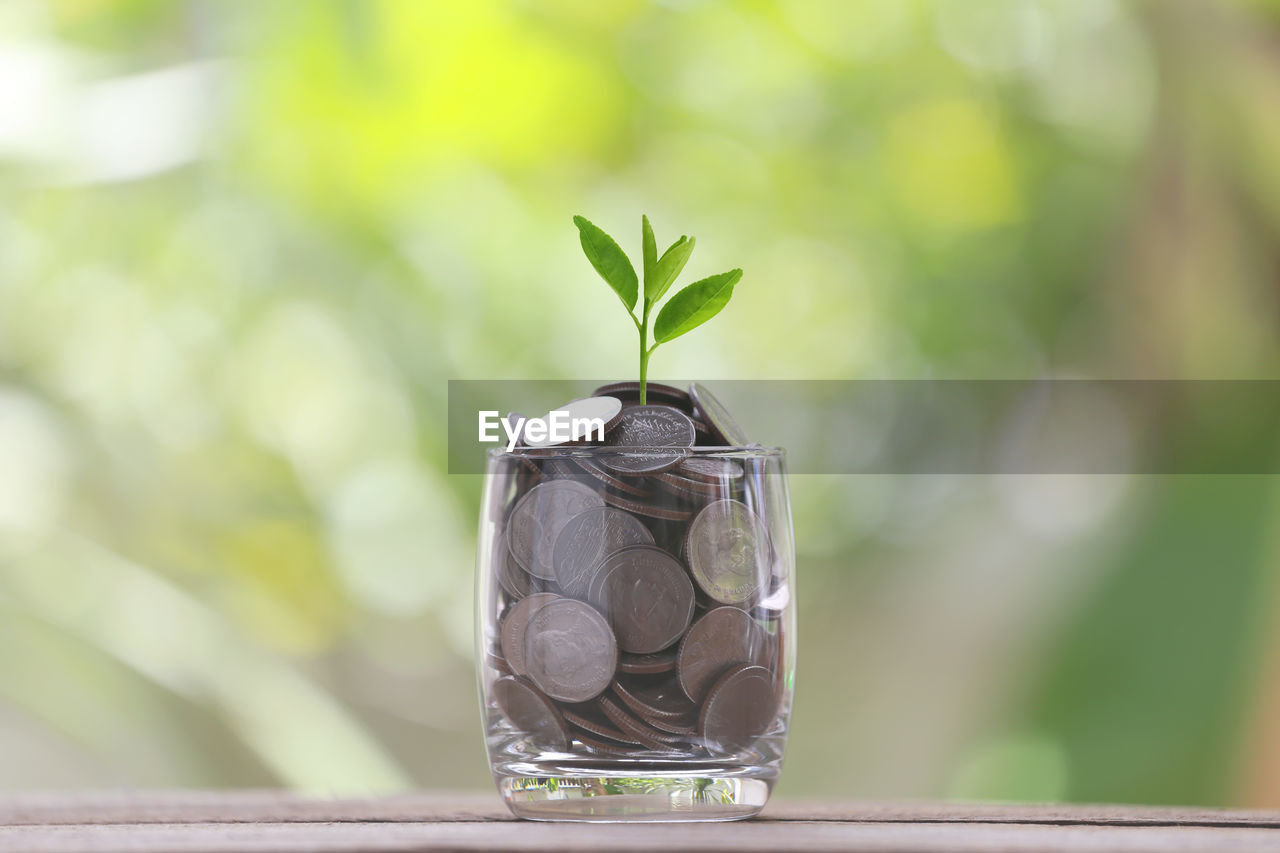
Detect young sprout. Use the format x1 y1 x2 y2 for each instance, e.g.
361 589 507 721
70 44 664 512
573 214 742 405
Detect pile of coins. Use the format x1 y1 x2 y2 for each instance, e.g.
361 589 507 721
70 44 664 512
485 382 788 758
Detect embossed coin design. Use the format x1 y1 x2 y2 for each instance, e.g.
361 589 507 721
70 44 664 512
588 546 695 654
599 405 696 475
677 606 767 703
492 676 570 752
684 499 769 605
524 598 618 703
507 480 604 580
698 664 776 753
552 506 654 598
688 383 749 446
499 592 558 676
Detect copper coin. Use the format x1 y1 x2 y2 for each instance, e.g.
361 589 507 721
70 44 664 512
684 499 769 605
552 506 654 598
587 546 695 655
698 664 776 753
572 457 652 497
507 480 604 580
499 592 558 676
497 534 534 600
492 676 570 752
485 654 514 676
646 715 698 737
524 598 618 703
593 381 692 410
654 471 731 502
597 695 683 751
611 677 698 723
617 649 678 675
561 707 643 746
572 730 638 756
688 383 749 446
601 488 693 521
599 406 695 475
677 606 769 703
538 459 581 480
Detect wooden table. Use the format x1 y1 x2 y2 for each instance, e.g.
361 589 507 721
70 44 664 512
1 791 1278 852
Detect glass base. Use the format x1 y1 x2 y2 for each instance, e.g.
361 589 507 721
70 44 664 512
498 775 770 822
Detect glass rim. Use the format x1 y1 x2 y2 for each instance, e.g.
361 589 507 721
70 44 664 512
486 444 785 460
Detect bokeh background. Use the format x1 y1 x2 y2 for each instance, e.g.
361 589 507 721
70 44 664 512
1 0 1279 806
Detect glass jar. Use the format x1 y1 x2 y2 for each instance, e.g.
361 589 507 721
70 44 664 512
476 445 795 821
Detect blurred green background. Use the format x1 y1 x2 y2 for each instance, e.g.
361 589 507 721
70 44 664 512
1 0 1279 806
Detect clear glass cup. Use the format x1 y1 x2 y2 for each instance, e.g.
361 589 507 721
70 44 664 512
476 445 795 821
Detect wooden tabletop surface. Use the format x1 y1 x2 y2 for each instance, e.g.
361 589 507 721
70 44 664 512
1 791 1278 852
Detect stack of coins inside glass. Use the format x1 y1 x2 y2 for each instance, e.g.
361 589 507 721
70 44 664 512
482 382 791 761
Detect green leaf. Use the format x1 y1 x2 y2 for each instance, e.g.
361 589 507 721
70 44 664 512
573 215 637 313
648 236 695 305
653 268 741 343
641 215 657 302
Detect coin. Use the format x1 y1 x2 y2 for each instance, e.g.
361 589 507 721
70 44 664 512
588 546 695 655
485 653 514 676
561 706 643 746
688 383 749 446
507 480 604 580
522 396 625 448
698 664 776 753
492 676 570 752
601 484 696 517
677 606 768 703
600 487 694 521
654 471 732 502
684 499 769 605
499 592 558 676
597 695 683 751
617 649 678 675
598 405 696 475
572 730 637 756
497 534 534 600
503 412 529 448
572 457 651 497
524 598 618 703
593 381 692 411
611 676 698 723
552 506 654 598
644 714 697 737
675 456 745 484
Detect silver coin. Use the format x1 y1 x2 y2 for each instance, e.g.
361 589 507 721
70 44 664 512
524 598 618 703
507 480 604 580
684 499 770 605
588 546 696 655
600 406 696 475
688 383 749 446
552 506 654 598
499 593 558 677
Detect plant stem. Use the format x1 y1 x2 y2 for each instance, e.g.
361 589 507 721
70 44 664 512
639 302 650 404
